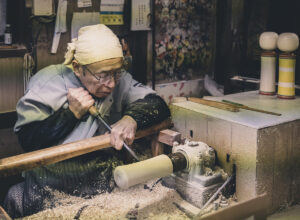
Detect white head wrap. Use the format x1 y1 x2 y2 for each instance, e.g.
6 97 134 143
64 24 123 66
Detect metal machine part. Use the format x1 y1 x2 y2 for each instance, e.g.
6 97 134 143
163 140 225 208
168 152 187 172
170 140 222 187
172 140 216 173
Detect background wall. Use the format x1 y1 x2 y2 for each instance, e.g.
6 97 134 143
4 0 300 92
215 0 300 94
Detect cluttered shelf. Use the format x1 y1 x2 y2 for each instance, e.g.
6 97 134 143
0 44 27 58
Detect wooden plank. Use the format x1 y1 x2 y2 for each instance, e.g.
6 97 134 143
157 129 181 146
222 100 282 116
151 135 164 156
0 205 12 220
195 193 268 220
188 97 239 112
0 120 172 177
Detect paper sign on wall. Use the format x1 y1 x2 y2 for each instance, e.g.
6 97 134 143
100 0 124 25
71 12 100 39
131 0 151 31
77 0 92 8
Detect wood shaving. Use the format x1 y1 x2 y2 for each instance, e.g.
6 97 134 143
19 181 190 220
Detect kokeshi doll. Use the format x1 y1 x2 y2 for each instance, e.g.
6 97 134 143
277 33 299 99
259 32 278 95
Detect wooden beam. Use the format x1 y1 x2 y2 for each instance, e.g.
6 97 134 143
194 193 268 220
0 206 12 220
151 129 181 156
151 135 164 156
0 119 172 177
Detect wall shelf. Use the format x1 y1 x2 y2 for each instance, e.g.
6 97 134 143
0 44 27 58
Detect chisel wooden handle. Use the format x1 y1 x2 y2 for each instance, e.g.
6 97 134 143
89 106 99 117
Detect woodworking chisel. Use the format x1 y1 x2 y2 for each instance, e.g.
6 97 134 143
89 106 140 161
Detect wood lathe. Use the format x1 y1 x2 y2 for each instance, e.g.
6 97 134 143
114 139 227 208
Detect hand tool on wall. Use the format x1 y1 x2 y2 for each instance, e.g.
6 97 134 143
222 99 282 116
0 119 172 177
89 106 140 161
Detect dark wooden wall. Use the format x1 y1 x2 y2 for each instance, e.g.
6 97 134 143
215 0 300 94
6 0 300 95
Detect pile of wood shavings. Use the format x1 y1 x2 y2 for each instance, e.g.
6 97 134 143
20 181 190 220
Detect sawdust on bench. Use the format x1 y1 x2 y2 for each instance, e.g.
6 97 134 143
20 181 190 220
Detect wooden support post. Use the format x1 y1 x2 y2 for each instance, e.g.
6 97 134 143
151 129 182 156
151 135 164 156
158 129 181 146
0 206 12 220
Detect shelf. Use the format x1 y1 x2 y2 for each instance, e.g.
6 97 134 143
0 44 27 58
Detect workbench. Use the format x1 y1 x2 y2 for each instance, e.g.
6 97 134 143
170 90 300 213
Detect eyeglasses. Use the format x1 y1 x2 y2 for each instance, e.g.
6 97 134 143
83 66 122 83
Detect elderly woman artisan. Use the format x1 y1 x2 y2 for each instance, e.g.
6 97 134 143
4 24 170 218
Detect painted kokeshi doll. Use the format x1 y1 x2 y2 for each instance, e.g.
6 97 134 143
277 33 299 99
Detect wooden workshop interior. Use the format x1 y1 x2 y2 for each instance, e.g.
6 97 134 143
1 0 300 219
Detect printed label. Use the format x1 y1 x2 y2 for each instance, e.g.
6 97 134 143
4 33 12 44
